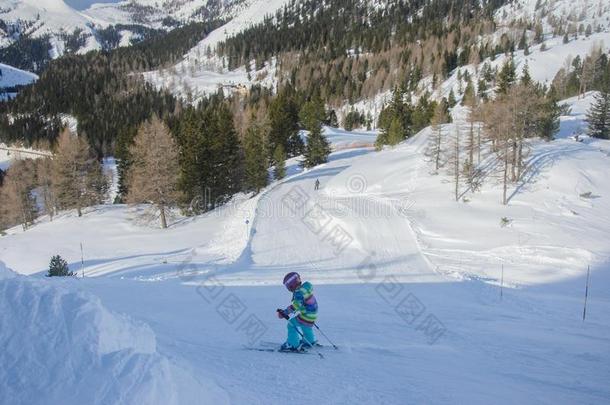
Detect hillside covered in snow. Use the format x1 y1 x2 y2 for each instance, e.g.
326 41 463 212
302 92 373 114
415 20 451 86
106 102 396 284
0 0 249 69
1 93 609 404
1 0 610 403
143 0 610 114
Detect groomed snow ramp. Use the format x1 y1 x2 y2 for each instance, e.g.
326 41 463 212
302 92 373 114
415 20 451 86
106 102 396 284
0 261 228 405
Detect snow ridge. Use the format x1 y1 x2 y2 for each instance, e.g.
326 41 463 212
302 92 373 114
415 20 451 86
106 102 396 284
0 261 228 405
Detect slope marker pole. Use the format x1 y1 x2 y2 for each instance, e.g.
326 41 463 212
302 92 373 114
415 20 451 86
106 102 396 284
583 265 591 321
80 242 85 278
500 264 504 301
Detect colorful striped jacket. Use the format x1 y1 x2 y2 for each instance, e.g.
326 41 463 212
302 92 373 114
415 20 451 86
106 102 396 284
285 281 318 326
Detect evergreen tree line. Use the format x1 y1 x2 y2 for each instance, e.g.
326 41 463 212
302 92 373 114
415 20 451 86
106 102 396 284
550 48 610 100
375 87 441 148
215 0 508 106
219 0 505 69
0 21 222 156
116 89 331 223
548 47 610 139
0 78 334 232
0 130 108 231
0 34 53 73
586 90 610 140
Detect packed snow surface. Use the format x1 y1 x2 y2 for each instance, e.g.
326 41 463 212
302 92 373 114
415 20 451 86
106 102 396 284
1 94 609 404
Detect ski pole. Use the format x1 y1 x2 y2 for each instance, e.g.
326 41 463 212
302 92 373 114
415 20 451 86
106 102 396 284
277 309 324 359
313 323 339 350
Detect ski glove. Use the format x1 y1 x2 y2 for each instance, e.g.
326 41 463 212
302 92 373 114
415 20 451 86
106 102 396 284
276 309 289 320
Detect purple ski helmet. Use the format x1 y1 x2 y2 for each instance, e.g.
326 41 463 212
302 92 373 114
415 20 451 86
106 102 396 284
283 272 301 291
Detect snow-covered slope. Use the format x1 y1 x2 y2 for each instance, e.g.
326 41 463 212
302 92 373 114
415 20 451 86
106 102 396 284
1 94 609 403
495 0 609 30
0 0 249 55
0 261 229 405
0 62 37 88
0 62 37 99
147 0 610 121
144 0 291 101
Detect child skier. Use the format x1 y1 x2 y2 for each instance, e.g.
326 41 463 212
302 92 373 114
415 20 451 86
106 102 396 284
277 272 318 352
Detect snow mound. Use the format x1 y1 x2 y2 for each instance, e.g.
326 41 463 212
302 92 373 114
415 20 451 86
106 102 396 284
0 261 17 280
0 262 228 405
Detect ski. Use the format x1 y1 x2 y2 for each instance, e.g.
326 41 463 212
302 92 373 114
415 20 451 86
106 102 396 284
243 346 312 355
258 341 334 350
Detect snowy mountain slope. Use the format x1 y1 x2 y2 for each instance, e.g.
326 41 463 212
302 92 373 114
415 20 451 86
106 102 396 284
80 0 248 27
326 97 610 286
0 0 249 56
146 0 610 121
1 95 607 287
0 261 229 405
1 95 609 403
143 0 291 100
0 62 37 87
0 0 101 53
345 30 610 127
0 61 37 99
495 0 609 30
440 32 610 99
189 0 291 51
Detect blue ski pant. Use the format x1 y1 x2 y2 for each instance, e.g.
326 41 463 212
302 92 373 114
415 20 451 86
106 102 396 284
286 317 316 348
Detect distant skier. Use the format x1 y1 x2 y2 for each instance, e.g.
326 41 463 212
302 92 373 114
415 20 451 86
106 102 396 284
314 178 320 191
277 272 318 352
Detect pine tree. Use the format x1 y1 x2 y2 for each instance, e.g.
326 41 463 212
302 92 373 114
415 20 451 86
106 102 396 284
273 145 286 180
37 158 57 221
127 115 181 229
268 88 302 158
587 90 610 139
585 24 592 37
0 159 38 231
243 123 269 193
115 126 137 202
387 116 405 146
302 126 331 168
427 100 449 171
301 96 326 131
463 87 480 186
175 108 207 211
534 23 543 43
518 30 527 50
375 106 393 149
520 62 532 86
537 94 561 140
327 110 339 127
48 255 74 277
497 59 516 95
478 78 488 100
301 95 331 168
461 79 476 106
52 129 108 217
447 89 457 108
175 104 243 213
210 104 243 205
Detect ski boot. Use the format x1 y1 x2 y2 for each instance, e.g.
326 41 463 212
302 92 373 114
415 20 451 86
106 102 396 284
279 342 304 352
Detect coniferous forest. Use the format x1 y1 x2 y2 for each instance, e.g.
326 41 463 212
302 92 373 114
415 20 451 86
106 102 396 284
1 0 610 231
